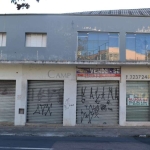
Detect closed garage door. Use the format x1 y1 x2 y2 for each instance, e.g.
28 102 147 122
0 80 16 123
77 81 119 125
27 81 64 124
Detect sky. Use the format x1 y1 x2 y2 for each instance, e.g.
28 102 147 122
0 0 150 14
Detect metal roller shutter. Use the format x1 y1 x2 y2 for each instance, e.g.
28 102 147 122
27 81 64 124
77 81 119 125
0 80 16 123
126 81 150 121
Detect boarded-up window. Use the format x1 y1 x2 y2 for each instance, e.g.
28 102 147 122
26 33 47 47
0 33 6 47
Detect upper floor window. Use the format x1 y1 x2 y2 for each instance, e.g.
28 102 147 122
126 33 150 61
0 33 6 47
26 33 47 47
77 32 119 61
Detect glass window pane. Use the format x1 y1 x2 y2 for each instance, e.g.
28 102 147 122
126 35 136 60
78 32 88 37
109 36 118 47
30 34 37 47
98 33 108 41
88 32 99 40
126 36 136 51
109 35 119 61
126 81 150 122
26 33 46 47
77 32 119 61
109 33 118 37
26 34 31 47
126 33 135 38
2 33 6 46
0 33 6 47
42 34 47 47
0 33 2 46
36 34 42 47
126 33 150 61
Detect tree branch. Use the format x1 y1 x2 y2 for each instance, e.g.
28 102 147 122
11 0 40 10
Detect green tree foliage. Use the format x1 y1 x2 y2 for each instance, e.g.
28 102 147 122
11 0 40 10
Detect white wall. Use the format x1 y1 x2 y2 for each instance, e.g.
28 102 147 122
0 64 150 126
0 64 76 126
121 66 150 126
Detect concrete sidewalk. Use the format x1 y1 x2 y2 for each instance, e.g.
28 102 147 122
0 125 150 137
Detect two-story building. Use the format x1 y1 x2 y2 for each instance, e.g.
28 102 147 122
0 8 150 126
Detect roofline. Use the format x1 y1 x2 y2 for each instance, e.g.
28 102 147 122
1 8 150 17
0 13 65 15
0 13 150 18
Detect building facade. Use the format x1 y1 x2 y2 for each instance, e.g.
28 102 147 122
0 8 150 126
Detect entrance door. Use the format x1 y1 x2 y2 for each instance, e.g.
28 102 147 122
27 81 64 124
0 80 16 123
77 81 119 125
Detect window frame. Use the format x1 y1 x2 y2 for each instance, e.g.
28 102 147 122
0 32 6 47
126 32 150 61
77 31 120 61
25 33 47 48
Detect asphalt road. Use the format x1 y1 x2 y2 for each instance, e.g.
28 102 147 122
0 135 150 150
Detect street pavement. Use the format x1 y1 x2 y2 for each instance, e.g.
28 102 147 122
0 135 150 150
0 125 150 137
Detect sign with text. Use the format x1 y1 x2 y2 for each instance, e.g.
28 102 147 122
126 75 150 80
127 98 149 106
77 68 121 78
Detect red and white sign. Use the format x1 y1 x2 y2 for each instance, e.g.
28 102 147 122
77 68 121 78
127 98 149 106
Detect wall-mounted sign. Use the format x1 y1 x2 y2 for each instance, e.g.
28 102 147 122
77 68 121 78
126 75 150 80
127 98 149 106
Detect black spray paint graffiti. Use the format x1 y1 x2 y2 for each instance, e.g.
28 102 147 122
101 87 105 101
80 86 119 124
1 88 8 95
33 103 52 116
0 88 13 96
90 87 100 104
37 88 45 102
81 87 86 103
81 104 113 124
32 87 63 117
32 88 63 103
80 86 119 104
51 88 63 103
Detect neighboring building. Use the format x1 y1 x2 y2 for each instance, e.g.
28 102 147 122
1 8 150 126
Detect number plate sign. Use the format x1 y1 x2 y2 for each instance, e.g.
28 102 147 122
126 75 150 80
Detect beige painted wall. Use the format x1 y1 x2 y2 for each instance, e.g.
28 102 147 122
0 64 150 126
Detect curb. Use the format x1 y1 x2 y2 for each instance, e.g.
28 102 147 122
0 126 150 137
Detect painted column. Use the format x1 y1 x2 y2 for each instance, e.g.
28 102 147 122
14 65 27 125
119 67 126 126
63 79 77 126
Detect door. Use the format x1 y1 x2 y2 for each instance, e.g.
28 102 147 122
77 81 119 125
27 80 64 124
0 80 16 123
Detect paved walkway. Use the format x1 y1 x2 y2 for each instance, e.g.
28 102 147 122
0 125 150 137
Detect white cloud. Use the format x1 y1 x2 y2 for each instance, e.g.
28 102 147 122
0 0 150 14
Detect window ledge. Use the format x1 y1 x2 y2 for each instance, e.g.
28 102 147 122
0 60 150 65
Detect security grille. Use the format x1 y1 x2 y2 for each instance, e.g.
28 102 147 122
27 81 64 124
77 81 119 125
0 80 16 123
